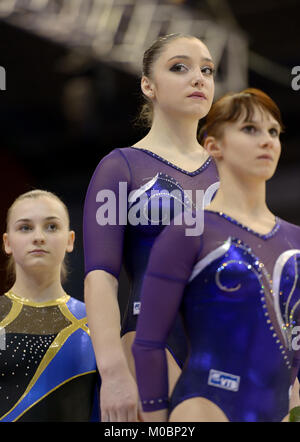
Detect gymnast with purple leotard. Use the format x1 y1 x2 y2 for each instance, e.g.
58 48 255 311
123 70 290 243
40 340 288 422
132 88 300 422
83 33 219 422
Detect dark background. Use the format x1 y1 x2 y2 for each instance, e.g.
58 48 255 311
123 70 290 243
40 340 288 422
0 0 299 302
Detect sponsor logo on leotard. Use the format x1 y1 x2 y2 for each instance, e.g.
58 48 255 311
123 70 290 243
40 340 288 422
208 369 240 392
133 302 141 315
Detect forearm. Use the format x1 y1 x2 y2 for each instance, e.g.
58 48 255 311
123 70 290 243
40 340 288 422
84 270 129 378
289 377 300 410
85 270 140 421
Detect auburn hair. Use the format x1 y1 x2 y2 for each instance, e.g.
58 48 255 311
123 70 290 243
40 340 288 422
198 88 284 144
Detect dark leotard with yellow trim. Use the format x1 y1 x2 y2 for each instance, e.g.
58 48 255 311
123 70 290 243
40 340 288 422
0 291 99 422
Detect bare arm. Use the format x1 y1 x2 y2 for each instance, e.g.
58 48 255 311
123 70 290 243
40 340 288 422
289 377 300 409
85 270 139 422
281 378 300 422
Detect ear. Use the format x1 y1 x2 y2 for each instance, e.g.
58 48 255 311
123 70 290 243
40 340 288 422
204 136 223 160
141 75 155 100
66 230 75 253
3 233 12 255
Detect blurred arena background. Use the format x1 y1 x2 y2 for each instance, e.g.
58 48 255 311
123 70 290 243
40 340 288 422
0 0 299 304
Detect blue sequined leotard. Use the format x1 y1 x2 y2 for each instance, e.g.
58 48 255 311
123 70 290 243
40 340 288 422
83 147 219 366
133 211 300 422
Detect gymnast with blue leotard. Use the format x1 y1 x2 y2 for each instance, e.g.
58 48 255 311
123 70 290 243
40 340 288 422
133 88 300 422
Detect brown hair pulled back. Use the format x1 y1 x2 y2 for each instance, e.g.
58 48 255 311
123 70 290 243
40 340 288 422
137 33 198 128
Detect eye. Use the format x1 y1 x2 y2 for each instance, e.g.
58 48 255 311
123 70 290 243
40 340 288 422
19 224 32 232
170 63 188 73
201 66 215 76
269 127 280 137
241 125 257 134
46 223 58 232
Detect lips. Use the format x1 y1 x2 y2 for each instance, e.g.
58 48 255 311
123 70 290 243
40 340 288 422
188 91 207 99
29 249 49 254
257 154 273 161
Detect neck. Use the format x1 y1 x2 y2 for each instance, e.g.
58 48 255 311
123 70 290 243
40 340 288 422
10 267 65 303
207 169 272 220
137 108 202 155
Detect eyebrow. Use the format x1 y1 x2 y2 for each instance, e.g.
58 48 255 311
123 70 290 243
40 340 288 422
168 55 214 64
243 119 281 129
15 216 61 225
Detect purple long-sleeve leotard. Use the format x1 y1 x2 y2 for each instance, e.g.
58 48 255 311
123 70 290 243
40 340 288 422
132 211 300 422
83 147 219 366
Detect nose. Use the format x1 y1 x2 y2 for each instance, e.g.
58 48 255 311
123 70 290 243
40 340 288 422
260 131 275 149
191 69 205 88
32 227 46 244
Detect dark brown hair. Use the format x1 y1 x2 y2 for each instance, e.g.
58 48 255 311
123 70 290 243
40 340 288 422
4 189 71 288
136 33 199 128
198 88 284 144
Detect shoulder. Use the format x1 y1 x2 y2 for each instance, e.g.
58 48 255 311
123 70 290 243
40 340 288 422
203 210 225 232
85 147 134 191
96 147 143 172
276 218 300 250
94 147 132 169
0 293 12 322
65 296 87 320
279 217 300 239
155 211 203 252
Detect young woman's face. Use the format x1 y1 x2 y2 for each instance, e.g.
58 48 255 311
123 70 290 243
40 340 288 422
213 107 282 181
144 37 215 120
3 197 74 277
